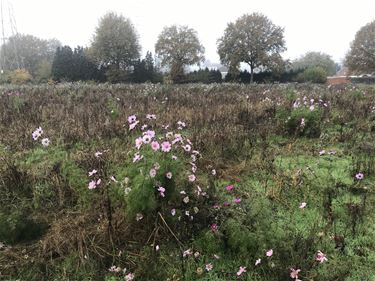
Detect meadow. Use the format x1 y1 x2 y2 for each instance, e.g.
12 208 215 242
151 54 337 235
0 82 375 281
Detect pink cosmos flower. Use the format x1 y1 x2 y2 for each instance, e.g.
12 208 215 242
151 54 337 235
157 186 165 197
212 169 217 176
135 137 143 149
161 141 171 152
226 185 234 191
146 114 156 119
141 124 147 130
236 266 246 276
223 202 231 206
88 180 97 189
255 258 261 266
171 209 176 216
183 248 192 257
205 263 213 271
290 268 301 279
110 176 118 183
129 120 139 131
166 172 172 179
315 250 328 263
88 169 97 176
41 138 50 147
128 115 137 124
144 130 155 138
133 152 143 162
319 150 326 156
142 134 151 144
234 198 241 203
32 127 43 140
95 151 102 158
172 155 178 160
188 174 196 182
151 141 160 151
125 273 135 281
109 266 122 273
183 196 189 204
211 223 218 232
299 202 307 209
309 105 315 111
149 168 157 178
191 165 197 173
182 144 191 152
266 249 273 257
355 173 364 180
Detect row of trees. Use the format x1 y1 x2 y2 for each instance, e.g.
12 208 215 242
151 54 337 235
0 12 373 84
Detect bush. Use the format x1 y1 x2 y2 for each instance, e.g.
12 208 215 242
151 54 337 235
9 68 33 84
284 107 323 137
298 66 327 83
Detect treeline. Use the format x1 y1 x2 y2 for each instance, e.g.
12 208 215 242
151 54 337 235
0 12 373 84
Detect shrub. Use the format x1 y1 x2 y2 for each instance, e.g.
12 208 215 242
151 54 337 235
298 66 328 83
9 68 33 84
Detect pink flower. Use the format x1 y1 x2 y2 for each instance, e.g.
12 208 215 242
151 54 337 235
125 273 135 281
355 172 364 180
183 248 192 257
88 169 97 176
149 168 157 178
151 141 160 151
236 266 246 276
110 176 118 183
166 172 172 179
315 250 328 263
226 185 234 191
135 137 143 149
205 263 213 271
255 258 261 266
141 124 147 130
212 169 217 176
157 186 166 197
88 180 97 189
266 249 273 257
188 174 196 182
234 198 241 203
172 155 178 160
290 268 301 279
146 114 156 119
171 209 176 216
299 202 307 209
133 152 143 162
32 127 43 140
129 120 139 131
319 150 326 156
223 202 231 206
161 141 171 152
182 144 191 152
211 223 218 232
142 134 152 144
41 138 50 147
95 151 102 158
128 115 137 124
144 130 155 138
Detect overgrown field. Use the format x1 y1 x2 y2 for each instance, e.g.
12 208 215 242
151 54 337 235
1 83 375 281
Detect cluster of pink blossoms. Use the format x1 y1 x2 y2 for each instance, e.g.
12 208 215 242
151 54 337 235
32 126 50 147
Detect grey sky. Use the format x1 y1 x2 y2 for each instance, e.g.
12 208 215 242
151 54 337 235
6 0 375 64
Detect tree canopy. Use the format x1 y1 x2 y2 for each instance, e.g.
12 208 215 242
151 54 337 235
292 52 337 76
345 20 375 74
155 25 205 83
90 12 141 72
0 34 61 77
217 13 286 83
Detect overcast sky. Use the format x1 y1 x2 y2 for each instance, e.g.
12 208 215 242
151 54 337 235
4 0 375 64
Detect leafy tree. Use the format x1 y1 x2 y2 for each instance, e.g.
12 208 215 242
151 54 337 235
217 13 286 83
52 46 103 82
0 34 61 77
292 52 337 76
155 25 205 83
345 21 375 74
90 12 141 82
